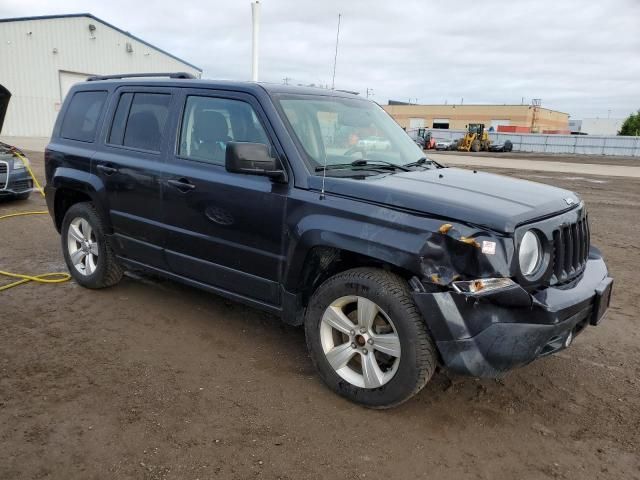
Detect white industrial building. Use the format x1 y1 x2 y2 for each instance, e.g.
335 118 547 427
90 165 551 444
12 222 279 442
0 13 202 146
569 118 625 136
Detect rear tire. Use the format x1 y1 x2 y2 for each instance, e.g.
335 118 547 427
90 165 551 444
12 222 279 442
61 202 123 289
305 268 437 408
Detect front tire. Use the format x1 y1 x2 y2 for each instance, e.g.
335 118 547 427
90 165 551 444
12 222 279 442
305 268 437 408
61 202 123 289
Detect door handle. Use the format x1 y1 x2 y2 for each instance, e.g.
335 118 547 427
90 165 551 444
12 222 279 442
167 178 196 192
97 164 118 175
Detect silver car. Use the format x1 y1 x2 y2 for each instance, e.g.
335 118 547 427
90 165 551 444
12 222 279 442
435 138 453 150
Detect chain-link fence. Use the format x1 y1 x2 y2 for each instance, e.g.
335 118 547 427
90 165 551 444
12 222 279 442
408 128 640 157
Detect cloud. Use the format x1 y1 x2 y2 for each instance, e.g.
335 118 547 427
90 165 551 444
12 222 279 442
2 0 639 118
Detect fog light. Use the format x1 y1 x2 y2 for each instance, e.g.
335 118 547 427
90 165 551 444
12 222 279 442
452 278 516 295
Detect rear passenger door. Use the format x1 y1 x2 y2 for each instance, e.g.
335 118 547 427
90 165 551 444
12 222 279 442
93 87 176 269
162 89 288 307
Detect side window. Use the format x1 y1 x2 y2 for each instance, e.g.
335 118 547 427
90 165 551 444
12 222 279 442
108 92 171 152
178 96 270 165
108 92 133 145
60 91 107 142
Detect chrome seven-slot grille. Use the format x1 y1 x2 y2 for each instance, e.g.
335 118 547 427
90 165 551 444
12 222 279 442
550 214 590 285
0 161 7 190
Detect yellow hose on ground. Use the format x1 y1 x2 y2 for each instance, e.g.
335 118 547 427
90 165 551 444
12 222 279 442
0 149 71 291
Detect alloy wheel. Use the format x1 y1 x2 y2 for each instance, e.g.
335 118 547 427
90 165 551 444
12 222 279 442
67 217 99 276
319 295 401 389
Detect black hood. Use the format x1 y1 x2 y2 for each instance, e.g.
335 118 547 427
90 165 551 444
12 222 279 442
0 84 10 134
311 167 579 233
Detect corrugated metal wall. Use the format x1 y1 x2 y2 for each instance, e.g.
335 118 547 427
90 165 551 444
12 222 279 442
0 16 201 137
413 128 640 157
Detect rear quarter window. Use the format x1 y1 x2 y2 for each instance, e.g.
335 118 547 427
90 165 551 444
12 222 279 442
60 91 108 142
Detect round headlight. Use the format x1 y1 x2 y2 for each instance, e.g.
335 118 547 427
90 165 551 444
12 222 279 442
519 230 542 276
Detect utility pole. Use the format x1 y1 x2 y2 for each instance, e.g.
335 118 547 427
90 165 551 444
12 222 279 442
283 76 291 85
366 88 374 99
251 1 260 82
531 98 542 133
331 14 341 90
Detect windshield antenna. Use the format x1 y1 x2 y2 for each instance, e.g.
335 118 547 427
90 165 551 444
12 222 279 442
331 14 341 90
320 150 328 200
321 12 341 201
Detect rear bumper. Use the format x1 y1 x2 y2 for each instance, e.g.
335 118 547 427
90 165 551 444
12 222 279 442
412 247 612 377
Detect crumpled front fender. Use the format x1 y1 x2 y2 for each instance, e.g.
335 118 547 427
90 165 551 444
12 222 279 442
419 222 514 286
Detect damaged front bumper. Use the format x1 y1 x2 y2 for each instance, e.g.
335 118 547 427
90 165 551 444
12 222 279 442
412 247 613 377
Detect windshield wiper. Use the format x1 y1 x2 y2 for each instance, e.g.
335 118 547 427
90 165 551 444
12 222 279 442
349 159 410 171
314 163 355 172
315 159 410 172
403 157 442 168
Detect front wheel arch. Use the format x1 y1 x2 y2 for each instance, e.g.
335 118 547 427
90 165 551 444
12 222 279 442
293 245 416 309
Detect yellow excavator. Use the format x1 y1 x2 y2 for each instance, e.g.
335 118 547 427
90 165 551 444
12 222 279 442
456 123 491 152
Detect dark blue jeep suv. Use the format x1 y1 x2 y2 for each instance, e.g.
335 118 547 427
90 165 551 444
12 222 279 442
44 73 613 408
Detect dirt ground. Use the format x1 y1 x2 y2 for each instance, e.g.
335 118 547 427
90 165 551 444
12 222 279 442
1 152 638 480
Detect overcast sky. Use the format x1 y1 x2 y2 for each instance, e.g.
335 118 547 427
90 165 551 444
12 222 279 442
2 0 639 119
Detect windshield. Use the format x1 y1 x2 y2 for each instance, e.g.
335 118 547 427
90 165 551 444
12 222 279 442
275 94 426 172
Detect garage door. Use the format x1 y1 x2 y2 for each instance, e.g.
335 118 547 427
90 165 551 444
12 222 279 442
59 71 94 102
409 117 425 128
432 118 449 129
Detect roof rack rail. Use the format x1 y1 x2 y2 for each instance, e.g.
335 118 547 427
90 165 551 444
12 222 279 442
87 72 196 81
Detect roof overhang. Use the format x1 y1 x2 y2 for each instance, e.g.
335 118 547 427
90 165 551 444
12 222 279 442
0 13 202 73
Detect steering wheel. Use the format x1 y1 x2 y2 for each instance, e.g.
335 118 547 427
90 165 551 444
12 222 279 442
344 146 367 156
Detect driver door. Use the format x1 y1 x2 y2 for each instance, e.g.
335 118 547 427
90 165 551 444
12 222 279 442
162 90 288 307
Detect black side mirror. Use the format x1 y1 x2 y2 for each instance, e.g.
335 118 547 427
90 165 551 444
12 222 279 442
225 142 284 180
